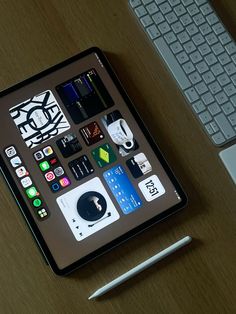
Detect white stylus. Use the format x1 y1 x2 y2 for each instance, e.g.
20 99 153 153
88 235 192 300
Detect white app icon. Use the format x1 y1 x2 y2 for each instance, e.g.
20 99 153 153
16 166 28 178
34 150 44 161
21 176 32 188
138 175 165 202
10 156 22 168
5 146 17 158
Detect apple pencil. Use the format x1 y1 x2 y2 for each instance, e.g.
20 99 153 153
88 235 192 300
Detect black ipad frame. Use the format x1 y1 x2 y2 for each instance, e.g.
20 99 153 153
0 47 187 275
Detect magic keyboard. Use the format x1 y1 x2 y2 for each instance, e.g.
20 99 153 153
129 0 236 146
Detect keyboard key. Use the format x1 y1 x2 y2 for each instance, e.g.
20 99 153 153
135 5 147 17
192 33 204 46
180 13 192 26
147 24 161 39
129 0 142 8
199 111 212 124
198 43 211 56
153 37 191 89
182 0 193 5
177 31 190 44
211 63 224 76
195 81 208 95
222 102 234 115
202 92 214 105
230 95 236 106
174 4 186 17
225 42 236 55
158 22 171 34
166 11 178 24
196 61 209 73
176 51 189 64
184 41 196 53
199 23 211 35
168 0 180 6
172 21 184 33
217 73 231 86
224 84 236 97
229 112 236 126
193 13 205 26
215 91 228 105
208 103 221 115
214 113 236 139
202 71 215 83
224 63 236 76
205 53 217 66
142 0 152 4
210 121 219 132
231 74 236 85
159 2 172 14
212 42 224 56
190 50 202 63
200 3 213 16
212 132 225 145
205 32 218 45
186 23 198 36
170 41 183 53
183 61 195 74
185 87 199 102
189 71 202 84
152 12 165 24
219 32 231 45
141 15 153 27
218 52 231 66
164 31 177 44
208 81 221 94
187 4 199 16
206 13 219 25
205 123 214 135
192 100 205 113
146 2 159 15
212 23 225 35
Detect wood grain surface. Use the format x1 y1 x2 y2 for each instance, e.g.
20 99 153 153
0 1 236 313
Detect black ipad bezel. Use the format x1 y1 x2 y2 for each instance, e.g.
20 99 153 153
0 47 187 275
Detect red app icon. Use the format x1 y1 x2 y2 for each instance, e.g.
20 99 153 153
45 171 55 182
59 177 71 187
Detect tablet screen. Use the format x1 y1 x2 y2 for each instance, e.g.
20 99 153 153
0 48 186 274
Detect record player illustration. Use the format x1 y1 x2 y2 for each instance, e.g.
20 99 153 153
56 177 120 241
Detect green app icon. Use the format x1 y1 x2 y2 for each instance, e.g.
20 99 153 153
39 161 50 171
26 186 38 199
92 143 116 168
33 198 42 208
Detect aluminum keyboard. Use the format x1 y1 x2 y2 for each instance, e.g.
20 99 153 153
129 0 236 146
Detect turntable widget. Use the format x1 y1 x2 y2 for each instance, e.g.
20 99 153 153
56 177 120 241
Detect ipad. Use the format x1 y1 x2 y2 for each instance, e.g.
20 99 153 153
0 47 187 275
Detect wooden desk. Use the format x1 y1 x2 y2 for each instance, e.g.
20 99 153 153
0 1 236 312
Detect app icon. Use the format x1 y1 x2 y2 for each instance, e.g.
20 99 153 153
51 182 60 192
49 157 58 165
54 166 64 177
33 150 44 161
5 146 16 158
39 161 50 172
16 166 28 178
10 156 22 168
56 133 82 158
37 208 48 219
26 186 39 199
91 143 116 168
79 121 104 146
59 177 71 187
43 146 53 156
126 153 152 178
68 155 94 181
138 175 165 202
45 171 55 182
20 176 32 188
33 198 42 208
